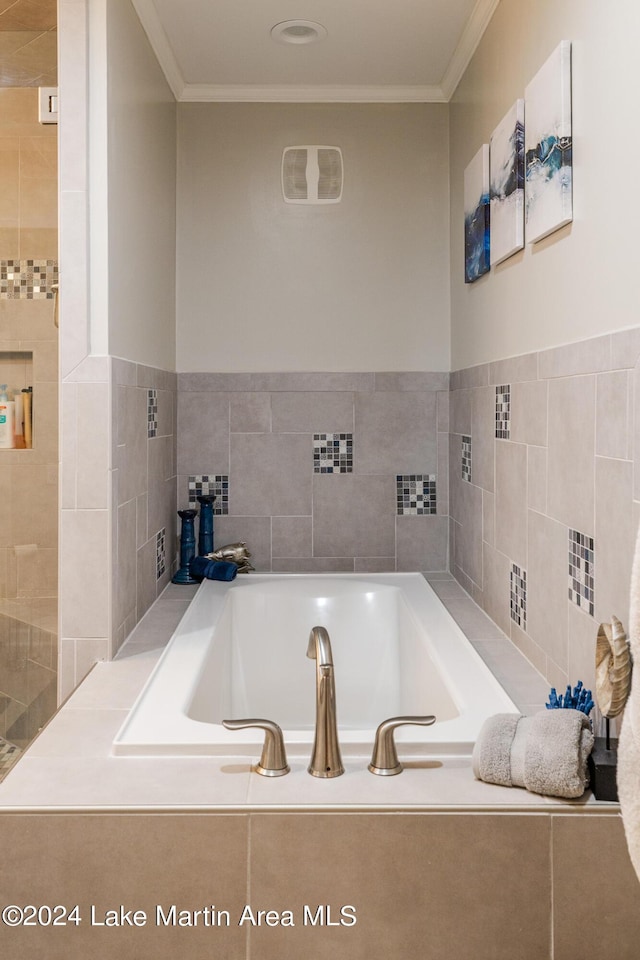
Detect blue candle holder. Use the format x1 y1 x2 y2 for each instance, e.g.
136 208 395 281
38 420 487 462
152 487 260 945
197 494 216 556
172 509 199 584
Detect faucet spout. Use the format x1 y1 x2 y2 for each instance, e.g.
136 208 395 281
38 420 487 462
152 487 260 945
306 626 344 778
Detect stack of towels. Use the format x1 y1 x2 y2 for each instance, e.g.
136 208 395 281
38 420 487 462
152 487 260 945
473 709 594 799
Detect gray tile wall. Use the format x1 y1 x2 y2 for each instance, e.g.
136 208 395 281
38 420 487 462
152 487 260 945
177 372 450 573
112 360 177 654
450 327 640 696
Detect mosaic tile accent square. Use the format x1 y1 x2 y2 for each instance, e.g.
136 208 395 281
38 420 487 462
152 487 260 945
188 475 229 514
510 563 527 629
495 384 511 439
156 528 166 580
396 475 437 516
147 389 158 439
0 259 58 299
568 529 595 616
462 435 472 482
313 433 353 473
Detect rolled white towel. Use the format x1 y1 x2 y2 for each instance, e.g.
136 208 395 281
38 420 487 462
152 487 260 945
472 713 520 786
473 710 594 799
522 710 593 798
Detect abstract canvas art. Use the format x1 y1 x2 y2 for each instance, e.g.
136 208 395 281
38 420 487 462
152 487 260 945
525 40 573 243
490 99 525 265
464 144 490 282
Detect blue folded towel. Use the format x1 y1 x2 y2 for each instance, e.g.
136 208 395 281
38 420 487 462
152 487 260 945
189 557 238 582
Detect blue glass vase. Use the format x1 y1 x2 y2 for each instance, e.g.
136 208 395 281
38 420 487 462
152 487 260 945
172 508 199 584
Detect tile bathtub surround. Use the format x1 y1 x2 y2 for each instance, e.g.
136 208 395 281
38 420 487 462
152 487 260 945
177 372 450 572
450 327 640 696
0 809 637 960
2 583 639 958
112 359 177 658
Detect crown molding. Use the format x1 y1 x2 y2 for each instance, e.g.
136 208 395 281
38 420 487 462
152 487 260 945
440 0 501 100
132 0 499 104
130 0 185 100
178 84 447 103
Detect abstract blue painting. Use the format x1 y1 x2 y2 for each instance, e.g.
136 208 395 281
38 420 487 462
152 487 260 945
490 99 525 265
525 41 573 243
464 144 490 283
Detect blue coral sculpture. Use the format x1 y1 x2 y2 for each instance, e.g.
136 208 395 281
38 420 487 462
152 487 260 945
545 680 594 716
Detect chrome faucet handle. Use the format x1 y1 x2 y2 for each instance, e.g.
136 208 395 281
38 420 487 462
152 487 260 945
222 718 290 777
368 715 437 776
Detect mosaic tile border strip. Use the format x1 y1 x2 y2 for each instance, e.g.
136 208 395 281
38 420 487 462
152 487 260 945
313 433 353 473
0 260 58 299
510 563 527 629
0 737 21 780
461 435 472 483
568 529 595 616
156 527 166 580
188 475 229 514
147 389 158 439
495 384 511 439
396 475 437 516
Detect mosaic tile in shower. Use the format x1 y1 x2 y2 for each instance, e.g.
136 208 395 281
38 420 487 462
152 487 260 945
313 433 353 473
147 389 158 438
0 737 21 781
568 529 595 616
461 435 472 482
0 260 58 299
156 527 166 580
510 563 527 629
188 475 229 514
495 384 511 439
396 475 437 516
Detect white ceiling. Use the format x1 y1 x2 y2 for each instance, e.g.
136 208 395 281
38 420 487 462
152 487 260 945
131 0 500 102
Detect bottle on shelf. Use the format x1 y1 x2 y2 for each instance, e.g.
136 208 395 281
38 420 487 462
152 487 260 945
0 385 15 449
22 386 32 449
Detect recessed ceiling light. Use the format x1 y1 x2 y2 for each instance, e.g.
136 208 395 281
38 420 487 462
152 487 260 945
270 20 328 45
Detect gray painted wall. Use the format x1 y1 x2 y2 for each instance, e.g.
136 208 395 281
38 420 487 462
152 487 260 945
449 0 640 369
176 102 450 373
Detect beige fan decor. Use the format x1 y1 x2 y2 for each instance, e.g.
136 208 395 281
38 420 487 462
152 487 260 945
595 616 632 718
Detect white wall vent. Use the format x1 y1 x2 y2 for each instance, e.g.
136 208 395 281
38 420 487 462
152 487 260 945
281 146 343 204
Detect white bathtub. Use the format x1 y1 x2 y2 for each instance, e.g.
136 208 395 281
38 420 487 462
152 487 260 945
112 573 517 758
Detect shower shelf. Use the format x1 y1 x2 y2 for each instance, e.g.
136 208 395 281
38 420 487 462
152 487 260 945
0 350 33 450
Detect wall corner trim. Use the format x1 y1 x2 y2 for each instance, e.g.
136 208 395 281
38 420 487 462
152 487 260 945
440 0 502 101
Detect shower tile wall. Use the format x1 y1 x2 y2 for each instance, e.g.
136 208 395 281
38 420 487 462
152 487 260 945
449 327 640 695
177 372 450 573
0 88 58 746
112 359 177 654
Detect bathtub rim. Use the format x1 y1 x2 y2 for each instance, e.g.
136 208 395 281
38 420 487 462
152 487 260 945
112 572 518 759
